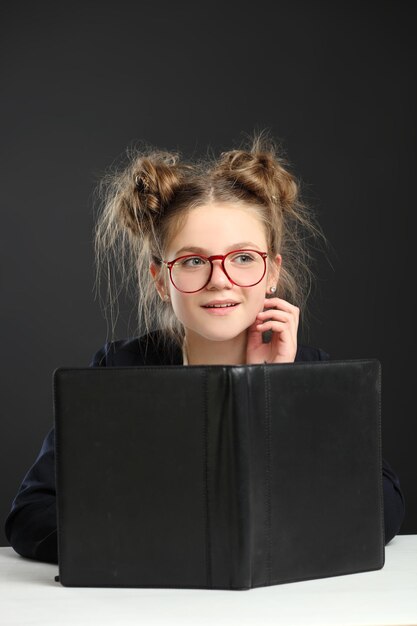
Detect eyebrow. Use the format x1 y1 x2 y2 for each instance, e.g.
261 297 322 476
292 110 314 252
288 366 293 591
174 242 263 256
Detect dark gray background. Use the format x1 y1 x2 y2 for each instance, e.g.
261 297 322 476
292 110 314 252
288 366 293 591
1 0 416 545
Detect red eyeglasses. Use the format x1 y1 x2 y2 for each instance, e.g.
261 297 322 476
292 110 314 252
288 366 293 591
161 249 268 293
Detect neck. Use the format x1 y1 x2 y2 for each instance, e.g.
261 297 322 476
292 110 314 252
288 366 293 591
184 329 247 365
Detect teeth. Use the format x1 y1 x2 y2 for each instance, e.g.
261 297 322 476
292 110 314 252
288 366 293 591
206 303 236 308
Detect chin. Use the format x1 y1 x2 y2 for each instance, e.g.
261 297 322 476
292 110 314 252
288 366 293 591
201 332 237 342
190 323 248 343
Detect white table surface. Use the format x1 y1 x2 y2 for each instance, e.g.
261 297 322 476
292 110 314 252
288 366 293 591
1 535 416 626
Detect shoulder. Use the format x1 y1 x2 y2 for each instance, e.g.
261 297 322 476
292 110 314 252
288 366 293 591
295 343 330 362
89 330 182 367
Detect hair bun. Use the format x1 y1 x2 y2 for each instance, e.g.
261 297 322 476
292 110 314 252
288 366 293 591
133 153 181 205
217 147 298 208
118 152 187 237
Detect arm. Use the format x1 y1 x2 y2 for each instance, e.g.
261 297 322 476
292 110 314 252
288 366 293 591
4 344 109 563
4 428 58 563
382 458 405 544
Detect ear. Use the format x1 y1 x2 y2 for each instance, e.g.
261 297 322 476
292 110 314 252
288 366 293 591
267 253 282 289
149 262 169 300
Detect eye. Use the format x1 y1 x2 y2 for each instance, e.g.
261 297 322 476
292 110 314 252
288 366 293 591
180 256 206 268
230 252 256 264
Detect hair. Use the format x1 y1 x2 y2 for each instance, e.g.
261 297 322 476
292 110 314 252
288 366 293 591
93 129 329 350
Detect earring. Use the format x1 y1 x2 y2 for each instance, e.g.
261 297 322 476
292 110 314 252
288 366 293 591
163 295 170 301
269 286 276 293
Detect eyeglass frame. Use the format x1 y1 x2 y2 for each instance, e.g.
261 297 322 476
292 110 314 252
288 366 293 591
161 249 269 293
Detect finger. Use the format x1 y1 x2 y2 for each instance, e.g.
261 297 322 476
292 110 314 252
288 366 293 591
256 322 297 356
255 320 289 331
248 317 266 335
256 319 297 344
257 310 294 324
257 307 299 334
257 308 292 318
262 297 300 317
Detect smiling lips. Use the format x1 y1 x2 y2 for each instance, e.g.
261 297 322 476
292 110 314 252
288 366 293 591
202 301 240 308
201 301 240 315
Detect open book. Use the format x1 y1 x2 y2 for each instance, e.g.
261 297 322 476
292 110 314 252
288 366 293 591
53 359 384 589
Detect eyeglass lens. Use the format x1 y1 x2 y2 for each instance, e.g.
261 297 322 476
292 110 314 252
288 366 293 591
171 250 265 292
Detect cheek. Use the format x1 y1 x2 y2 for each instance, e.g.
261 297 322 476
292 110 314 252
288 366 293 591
169 293 195 320
250 283 268 310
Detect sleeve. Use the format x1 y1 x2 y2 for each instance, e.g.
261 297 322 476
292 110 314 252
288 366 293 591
4 344 110 564
382 458 405 544
318 347 330 360
317 348 405 545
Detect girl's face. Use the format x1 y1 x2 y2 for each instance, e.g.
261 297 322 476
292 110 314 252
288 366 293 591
151 203 281 343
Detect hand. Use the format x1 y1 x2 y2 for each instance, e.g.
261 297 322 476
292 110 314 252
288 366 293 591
246 297 299 364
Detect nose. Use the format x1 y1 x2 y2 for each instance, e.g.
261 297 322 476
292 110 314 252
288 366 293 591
206 259 232 289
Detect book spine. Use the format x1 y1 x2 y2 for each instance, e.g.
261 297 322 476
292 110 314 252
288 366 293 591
204 367 252 589
245 365 272 588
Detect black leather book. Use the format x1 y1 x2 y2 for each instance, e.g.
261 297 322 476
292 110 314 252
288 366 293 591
53 359 384 589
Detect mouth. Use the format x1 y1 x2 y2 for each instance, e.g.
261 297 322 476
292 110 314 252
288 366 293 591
201 302 240 309
201 302 240 315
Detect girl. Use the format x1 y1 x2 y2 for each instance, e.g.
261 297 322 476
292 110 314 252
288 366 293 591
5 132 405 563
